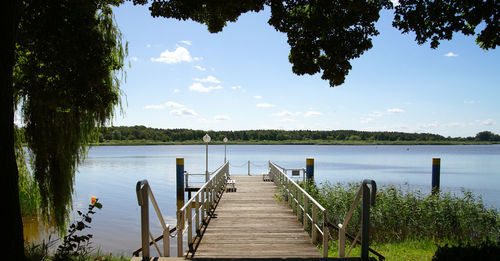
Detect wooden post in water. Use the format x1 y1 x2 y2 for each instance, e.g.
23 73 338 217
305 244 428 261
306 158 314 183
432 158 441 195
176 158 185 211
176 158 185 257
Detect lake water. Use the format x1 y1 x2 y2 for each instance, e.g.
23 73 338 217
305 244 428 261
24 145 500 255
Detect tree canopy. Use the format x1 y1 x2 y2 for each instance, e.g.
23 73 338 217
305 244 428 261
135 0 499 86
13 0 127 229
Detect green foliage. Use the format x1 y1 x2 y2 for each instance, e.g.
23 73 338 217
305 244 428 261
432 241 500 261
312 182 500 244
475 131 500 142
393 0 499 50
54 200 102 261
94 125 497 144
14 0 126 232
138 0 498 86
15 125 41 217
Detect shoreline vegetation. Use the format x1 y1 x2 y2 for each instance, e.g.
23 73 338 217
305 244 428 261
90 125 499 146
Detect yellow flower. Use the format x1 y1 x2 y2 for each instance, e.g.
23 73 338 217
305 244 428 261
91 196 97 205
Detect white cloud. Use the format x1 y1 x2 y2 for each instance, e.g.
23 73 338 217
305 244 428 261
189 82 223 92
173 89 181 93
170 108 198 117
214 115 230 121
151 46 194 64
279 118 296 123
144 104 167 110
146 44 151 48
304 111 323 117
419 122 439 128
193 75 221 84
444 52 459 57
274 110 300 117
178 40 192 45
130 56 139 62
387 108 405 113
194 65 206 71
256 103 276 108
144 101 185 110
253 95 262 99
368 111 384 118
165 101 184 108
231 86 242 90
360 118 375 124
480 119 494 126
464 100 475 104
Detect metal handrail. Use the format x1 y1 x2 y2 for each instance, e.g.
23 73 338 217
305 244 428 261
269 162 328 258
135 180 171 258
339 179 377 260
177 161 229 257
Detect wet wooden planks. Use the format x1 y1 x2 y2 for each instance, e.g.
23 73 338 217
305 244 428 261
193 175 321 258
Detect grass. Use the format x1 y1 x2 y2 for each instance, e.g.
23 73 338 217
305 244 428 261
320 238 437 261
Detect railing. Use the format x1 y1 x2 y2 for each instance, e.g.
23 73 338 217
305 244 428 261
268 162 329 258
135 180 173 257
338 179 377 260
135 162 229 258
177 161 229 257
184 171 208 188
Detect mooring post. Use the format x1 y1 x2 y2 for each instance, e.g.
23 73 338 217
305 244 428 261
306 158 314 183
176 158 185 257
176 158 185 213
432 158 441 195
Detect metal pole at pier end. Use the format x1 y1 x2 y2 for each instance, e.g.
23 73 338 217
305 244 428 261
306 158 314 183
223 137 228 163
176 158 185 212
203 134 211 182
432 158 441 195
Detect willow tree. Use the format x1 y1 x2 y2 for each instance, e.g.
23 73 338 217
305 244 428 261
5 0 126 259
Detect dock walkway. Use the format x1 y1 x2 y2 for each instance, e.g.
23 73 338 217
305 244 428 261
193 175 321 258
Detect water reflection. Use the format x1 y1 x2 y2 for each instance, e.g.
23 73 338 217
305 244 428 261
23 215 57 243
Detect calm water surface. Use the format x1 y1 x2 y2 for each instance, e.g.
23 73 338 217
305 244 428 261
25 145 500 255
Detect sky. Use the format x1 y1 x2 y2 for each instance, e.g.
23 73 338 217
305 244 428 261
110 2 500 138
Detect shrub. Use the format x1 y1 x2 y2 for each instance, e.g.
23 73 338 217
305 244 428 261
309 181 500 244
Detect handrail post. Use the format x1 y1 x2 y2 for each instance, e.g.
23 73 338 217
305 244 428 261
248 160 250 176
361 183 370 260
312 205 318 244
322 211 328 257
195 193 200 235
163 225 170 257
139 183 150 258
339 225 346 257
303 193 308 230
187 203 193 252
177 210 184 257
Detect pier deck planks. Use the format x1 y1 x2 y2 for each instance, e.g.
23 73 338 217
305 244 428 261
193 175 321 258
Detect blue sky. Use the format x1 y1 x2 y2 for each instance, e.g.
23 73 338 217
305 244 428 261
111 2 500 138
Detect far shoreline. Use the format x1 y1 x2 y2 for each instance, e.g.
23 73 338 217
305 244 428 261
92 140 500 146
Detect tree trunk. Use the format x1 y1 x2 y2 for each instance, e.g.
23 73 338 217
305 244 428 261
1 0 25 260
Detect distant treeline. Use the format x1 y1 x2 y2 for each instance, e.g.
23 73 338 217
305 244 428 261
96 126 500 143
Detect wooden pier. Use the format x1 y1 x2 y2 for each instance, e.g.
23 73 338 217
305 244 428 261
193 175 321 258
134 161 382 260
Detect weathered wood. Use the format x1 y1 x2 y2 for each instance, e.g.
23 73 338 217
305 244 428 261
193 176 321 258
